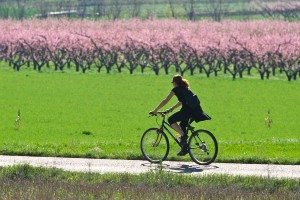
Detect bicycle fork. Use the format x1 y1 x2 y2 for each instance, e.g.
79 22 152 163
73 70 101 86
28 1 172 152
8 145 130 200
153 128 164 147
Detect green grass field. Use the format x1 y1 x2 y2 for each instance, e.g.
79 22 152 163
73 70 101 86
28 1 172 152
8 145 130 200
0 66 299 164
0 165 299 199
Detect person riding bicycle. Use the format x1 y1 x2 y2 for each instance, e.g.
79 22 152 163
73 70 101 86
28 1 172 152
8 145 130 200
149 75 211 156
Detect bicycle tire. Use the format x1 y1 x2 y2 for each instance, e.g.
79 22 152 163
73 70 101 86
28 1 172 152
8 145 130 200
140 128 170 163
188 129 218 165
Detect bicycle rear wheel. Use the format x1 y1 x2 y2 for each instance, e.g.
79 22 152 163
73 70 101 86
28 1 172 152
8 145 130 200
188 130 218 165
140 128 169 163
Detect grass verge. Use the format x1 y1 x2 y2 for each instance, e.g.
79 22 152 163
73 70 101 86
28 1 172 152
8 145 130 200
0 164 299 199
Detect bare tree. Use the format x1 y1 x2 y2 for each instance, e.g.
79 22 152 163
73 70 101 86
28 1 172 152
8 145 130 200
280 2 300 20
0 7 9 19
77 0 87 20
68 0 76 18
16 0 26 20
0 1 11 19
168 0 177 18
255 0 300 21
255 1 279 19
206 0 230 22
35 0 49 18
93 0 106 19
183 0 197 20
127 0 141 18
108 0 122 20
54 0 64 12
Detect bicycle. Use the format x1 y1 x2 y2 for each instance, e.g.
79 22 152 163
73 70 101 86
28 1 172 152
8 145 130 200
140 111 218 165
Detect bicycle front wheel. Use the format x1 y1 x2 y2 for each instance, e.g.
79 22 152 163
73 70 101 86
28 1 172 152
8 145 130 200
188 130 218 165
140 128 169 163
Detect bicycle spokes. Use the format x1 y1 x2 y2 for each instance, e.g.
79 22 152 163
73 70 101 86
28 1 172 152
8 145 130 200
200 143 210 155
141 128 170 163
194 136 210 155
188 130 218 165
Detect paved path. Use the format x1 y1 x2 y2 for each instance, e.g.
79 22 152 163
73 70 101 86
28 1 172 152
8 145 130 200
0 155 299 179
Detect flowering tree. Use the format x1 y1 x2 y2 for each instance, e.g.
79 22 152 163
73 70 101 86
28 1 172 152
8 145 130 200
0 19 300 81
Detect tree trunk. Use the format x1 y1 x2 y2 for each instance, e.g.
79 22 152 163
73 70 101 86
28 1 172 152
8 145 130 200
199 67 203 74
214 70 218 77
293 73 297 80
13 63 20 71
279 68 283 74
75 63 79 72
232 73 236 79
180 71 184 76
190 67 194 76
247 67 251 75
272 67 276 76
106 67 110 73
260 72 264 80
266 71 270 79
164 67 169 75
239 71 243 78
154 66 159 75
59 64 64 71
38 63 44 71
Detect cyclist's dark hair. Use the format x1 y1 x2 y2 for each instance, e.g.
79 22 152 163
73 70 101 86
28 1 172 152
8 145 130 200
172 75 189 88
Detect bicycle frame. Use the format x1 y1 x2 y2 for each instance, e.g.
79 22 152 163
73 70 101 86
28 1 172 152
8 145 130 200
157 114 195 147
144 112 218 165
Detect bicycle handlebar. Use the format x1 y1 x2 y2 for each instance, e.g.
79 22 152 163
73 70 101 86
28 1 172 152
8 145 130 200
149 111 170 117
149 111 194 124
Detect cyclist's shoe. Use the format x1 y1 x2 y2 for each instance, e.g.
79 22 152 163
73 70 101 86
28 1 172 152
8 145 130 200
177 145 188 156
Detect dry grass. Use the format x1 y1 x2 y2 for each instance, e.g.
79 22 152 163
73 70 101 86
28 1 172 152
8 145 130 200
0 165 299 200
0 179 299 200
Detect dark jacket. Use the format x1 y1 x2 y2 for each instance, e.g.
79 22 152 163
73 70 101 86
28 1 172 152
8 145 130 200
191 105 211 122
172 86 211 123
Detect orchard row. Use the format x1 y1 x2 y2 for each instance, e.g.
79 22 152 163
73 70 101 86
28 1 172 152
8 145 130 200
0 19 299 80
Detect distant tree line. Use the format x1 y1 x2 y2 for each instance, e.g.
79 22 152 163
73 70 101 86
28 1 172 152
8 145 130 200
0 0 300 21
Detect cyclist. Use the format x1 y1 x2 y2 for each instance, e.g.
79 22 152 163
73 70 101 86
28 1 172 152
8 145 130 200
149 75 209 156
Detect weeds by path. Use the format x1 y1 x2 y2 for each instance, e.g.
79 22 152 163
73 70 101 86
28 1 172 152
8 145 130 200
0 165 299 199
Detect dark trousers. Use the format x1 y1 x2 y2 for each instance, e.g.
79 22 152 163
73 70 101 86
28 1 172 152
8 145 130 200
168 109 191 135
